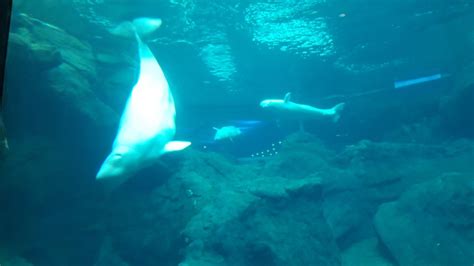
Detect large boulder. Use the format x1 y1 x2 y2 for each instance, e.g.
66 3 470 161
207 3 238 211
0 137 103 266
196 191 340 266
262 132 333 179
327 139 474 249
438 62 474 138
103 145 341 266
99 135 474 266
5 13 118 144
341 238 394 266
0 256 33 266
374 173 474 266
102 150 246 266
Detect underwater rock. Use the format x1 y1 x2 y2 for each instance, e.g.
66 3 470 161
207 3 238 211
11 13 96 77
262 132 333 179
374 173 474 266
6 13 118 140
439 85 474 138
0 138 74 210
103 174 196 266
94 237 130 266
341 238 394 266
176 152 259 265
8 30 62 70
13 0 88 38
250 174 322 200
99 135 474 266
175 151 340 266
326 139 474 248
336 140 445 190
93 40 138 113
438 63 474 138
322 189 372 246
337 139 474 189
319 168 379 249
103 151 245 266
102 148 342 266
0 256 34 266
0 137 103 265
204 193 341 266
44 63 117 129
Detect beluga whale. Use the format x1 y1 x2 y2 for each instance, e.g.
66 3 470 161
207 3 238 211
96 18 191 187
260 92 345 124
213 126 242 141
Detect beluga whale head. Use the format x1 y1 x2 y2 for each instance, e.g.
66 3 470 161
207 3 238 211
259 99 284 109
96 146 139 180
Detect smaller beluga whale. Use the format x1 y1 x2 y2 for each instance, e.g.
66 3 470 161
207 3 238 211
213 126 242 141
260 92 345 124
97 18 191 188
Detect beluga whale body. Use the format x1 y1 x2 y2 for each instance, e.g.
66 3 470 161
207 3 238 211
96 18 191 186
260 92 345 123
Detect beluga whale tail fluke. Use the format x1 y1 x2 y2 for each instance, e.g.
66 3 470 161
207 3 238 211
109 17 163 39
260 92 345 123
330 102 345 123
97 17 191 190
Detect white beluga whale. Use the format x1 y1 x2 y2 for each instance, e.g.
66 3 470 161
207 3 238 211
213 126 242 141
260 92 345 123
97 18 191 186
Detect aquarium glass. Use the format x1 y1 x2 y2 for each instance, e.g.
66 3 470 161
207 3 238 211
1 0 473 265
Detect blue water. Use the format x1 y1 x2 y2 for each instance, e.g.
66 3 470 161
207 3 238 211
1 1 473 266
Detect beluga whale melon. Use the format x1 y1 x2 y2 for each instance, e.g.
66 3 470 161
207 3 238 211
96 18 191 187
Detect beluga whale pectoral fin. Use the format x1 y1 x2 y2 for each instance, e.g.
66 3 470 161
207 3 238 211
284 92 292 103
163 141 192 153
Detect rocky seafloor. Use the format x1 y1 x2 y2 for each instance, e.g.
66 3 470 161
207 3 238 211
1 132 473 266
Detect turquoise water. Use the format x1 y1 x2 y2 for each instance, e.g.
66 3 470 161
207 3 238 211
1 0 473 265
